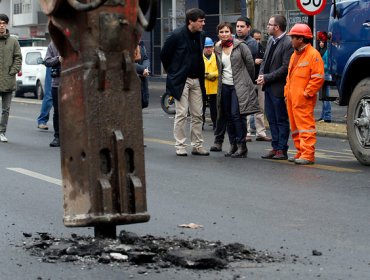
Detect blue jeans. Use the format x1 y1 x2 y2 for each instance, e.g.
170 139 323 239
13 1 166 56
264 85 289 151
320 101 331 121
37 67 52 125
221 84 246 144
320 85 331 121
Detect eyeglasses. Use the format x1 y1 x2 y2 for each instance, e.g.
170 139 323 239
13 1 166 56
267 23 277 27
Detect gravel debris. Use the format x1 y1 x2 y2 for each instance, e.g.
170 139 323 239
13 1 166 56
23 230 286 270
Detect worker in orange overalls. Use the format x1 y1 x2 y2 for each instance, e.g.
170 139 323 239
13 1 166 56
284 23 324 165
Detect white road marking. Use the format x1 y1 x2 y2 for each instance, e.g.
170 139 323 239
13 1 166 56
10 115 35 121
7 167 61 186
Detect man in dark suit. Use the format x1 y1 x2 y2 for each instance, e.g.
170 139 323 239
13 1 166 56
160 8 209 157
256 14 293 160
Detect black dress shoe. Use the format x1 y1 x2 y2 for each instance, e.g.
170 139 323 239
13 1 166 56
261 150 276 159
256 136 272 142
210 143 222 152
272 150 288 160
50 138 60 147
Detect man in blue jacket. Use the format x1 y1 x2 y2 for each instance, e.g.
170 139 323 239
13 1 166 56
135 38 150 109
160 8 209 157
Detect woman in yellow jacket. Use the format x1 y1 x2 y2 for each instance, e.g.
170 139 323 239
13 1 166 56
203 37 218 129
285 24 324 165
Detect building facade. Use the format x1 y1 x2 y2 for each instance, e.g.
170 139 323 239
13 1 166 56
150 0 330 76
2 0 330 76
5 0 48 40
150 0 248 75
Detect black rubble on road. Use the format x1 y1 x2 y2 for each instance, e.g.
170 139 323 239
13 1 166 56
22 230 287 271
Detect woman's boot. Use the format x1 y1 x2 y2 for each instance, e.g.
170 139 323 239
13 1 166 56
225 143 237 157
231 142 248 158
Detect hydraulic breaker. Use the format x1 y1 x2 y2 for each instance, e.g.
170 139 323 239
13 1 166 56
39 0 156 238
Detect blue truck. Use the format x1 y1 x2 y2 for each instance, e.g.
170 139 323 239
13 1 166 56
326 0 370 165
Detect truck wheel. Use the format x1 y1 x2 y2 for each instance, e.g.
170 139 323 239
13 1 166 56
347 77 370 165
35 81 44 100
15 90 23 98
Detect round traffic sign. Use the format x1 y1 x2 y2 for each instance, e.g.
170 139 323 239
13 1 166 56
296 0 327 16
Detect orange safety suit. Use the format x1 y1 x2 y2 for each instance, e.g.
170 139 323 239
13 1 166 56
284 44 324 162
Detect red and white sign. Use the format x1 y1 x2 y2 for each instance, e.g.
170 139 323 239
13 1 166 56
296 0 327 15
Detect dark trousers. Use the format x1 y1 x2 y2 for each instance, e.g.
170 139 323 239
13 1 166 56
213 115 226 144
221 84 246 144
202 94 217 127
264 85 289 151
51 86 59 139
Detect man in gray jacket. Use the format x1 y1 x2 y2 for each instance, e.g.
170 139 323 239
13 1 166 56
257 14 293 160
0 14 22 142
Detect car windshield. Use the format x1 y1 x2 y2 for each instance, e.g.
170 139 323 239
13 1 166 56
25 52 42 65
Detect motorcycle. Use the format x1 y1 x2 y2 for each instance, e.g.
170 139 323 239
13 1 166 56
161 92 176 114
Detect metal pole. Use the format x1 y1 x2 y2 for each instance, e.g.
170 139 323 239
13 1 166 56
94 225 117 239
172 0 177 31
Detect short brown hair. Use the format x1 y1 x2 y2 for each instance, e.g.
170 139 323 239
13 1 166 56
271 14 287 32
186 8 205 26
216 22 233 34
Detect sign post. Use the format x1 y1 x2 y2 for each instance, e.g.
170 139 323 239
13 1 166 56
296 0 327 16
296 0 327 45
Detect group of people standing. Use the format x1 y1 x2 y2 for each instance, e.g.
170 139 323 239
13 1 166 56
160 8 325 165
1 9 326 165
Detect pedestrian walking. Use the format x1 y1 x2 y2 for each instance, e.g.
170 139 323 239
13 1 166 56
203 37 218 130
44 41 62 147
285 23 325 165
37 66 52 130
214 22 259 158
160 8 209 157
257 14 293 160
0 14 22 143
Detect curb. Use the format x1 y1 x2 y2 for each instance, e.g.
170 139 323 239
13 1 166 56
316 122 347 139
13 97 42 105
264 121 347 139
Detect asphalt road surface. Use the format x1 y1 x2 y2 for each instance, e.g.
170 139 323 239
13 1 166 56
0 86 369 280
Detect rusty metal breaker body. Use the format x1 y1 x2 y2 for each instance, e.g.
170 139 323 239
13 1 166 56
39 0 156 237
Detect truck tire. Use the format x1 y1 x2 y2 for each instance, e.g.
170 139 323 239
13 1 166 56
15 90 23 98
347 77 370 166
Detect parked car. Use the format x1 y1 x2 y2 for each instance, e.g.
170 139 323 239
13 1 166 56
15 47 47 99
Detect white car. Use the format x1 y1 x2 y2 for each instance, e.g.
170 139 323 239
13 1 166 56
15 46 47 99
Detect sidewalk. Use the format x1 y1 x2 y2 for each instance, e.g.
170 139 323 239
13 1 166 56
314 94 347 139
